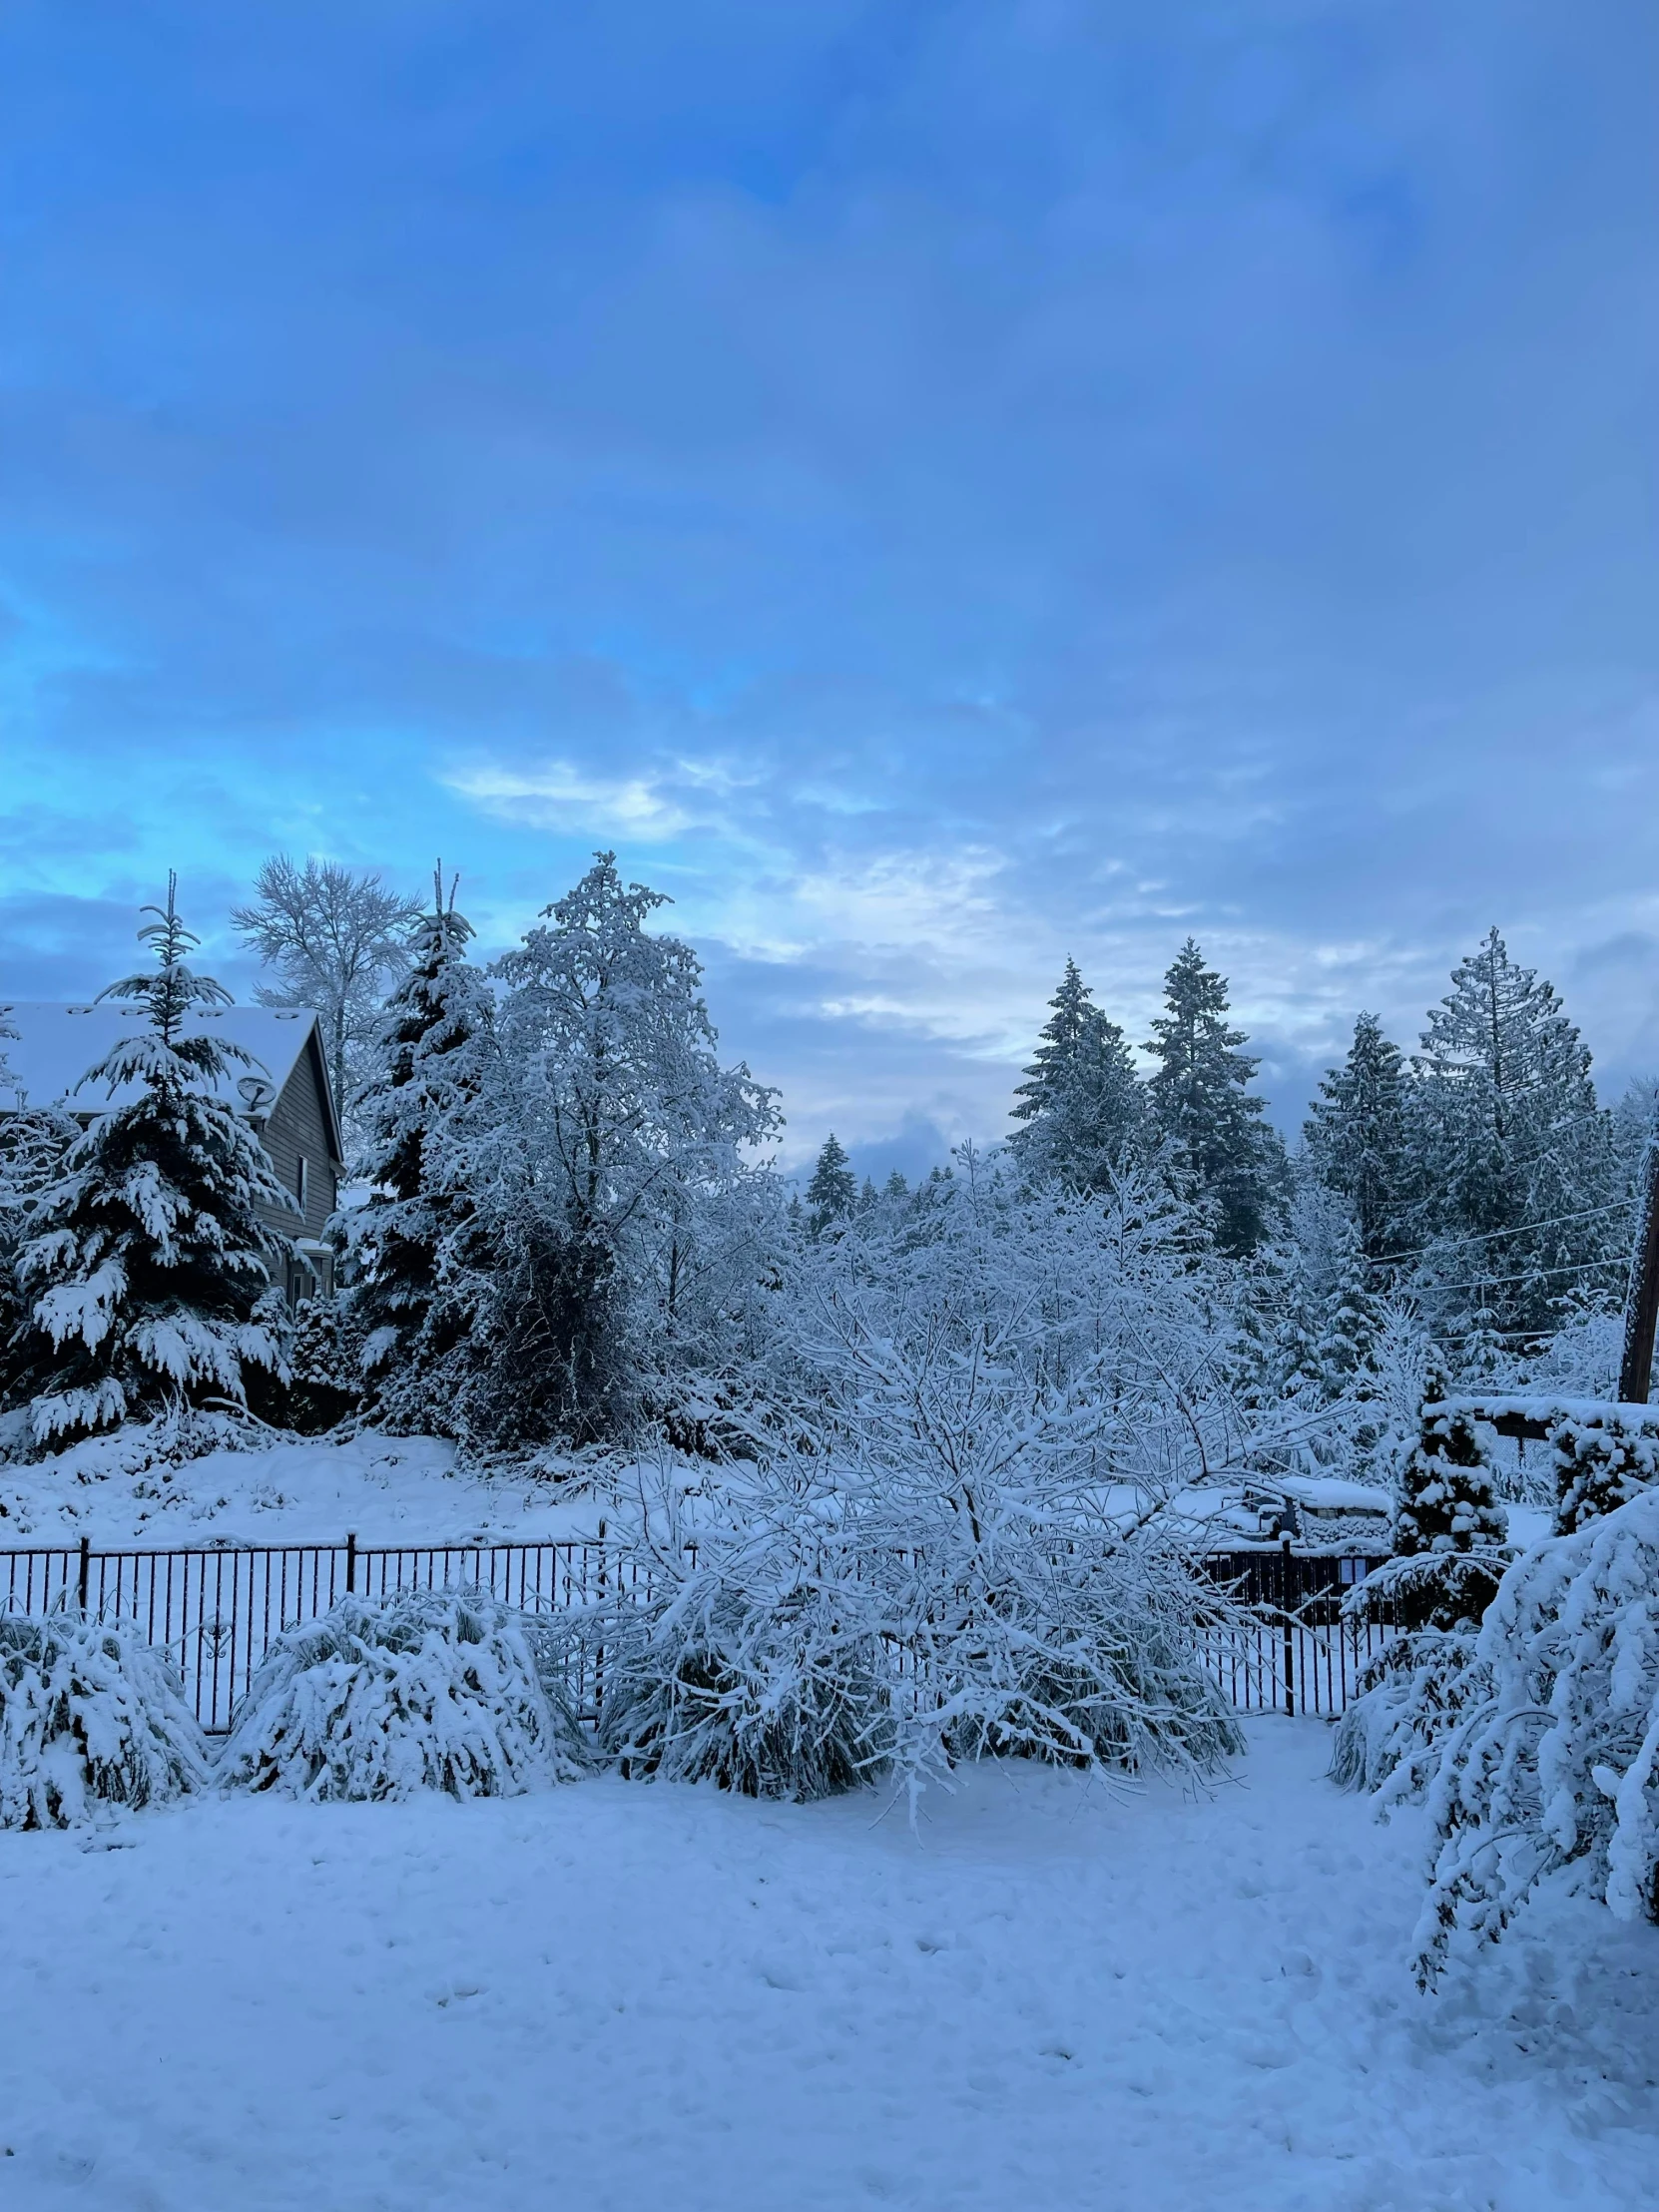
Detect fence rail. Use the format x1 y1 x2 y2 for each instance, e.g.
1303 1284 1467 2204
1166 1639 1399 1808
0 1534 1396 1733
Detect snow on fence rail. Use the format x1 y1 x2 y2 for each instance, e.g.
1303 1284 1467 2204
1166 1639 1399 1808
0 1535 1395 1733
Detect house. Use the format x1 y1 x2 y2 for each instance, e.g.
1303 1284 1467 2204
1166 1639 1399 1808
0 1000 346 1304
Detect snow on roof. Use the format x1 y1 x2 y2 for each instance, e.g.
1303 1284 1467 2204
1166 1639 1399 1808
0 1000 324 1122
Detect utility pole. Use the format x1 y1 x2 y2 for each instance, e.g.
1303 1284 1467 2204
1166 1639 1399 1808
1618 1102 1659 1403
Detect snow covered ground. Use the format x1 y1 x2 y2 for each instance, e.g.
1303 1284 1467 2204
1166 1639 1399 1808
0 1429 609 1548
2 1722 1654 2212
0 1426 1418 1555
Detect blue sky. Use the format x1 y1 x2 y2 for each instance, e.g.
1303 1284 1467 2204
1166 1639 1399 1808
3 0 1656 1174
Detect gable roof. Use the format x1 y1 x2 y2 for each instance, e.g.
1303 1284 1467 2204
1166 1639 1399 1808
0 1001 344 1164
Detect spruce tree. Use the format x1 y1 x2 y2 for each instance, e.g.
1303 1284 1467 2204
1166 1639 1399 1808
1144 940 1279 1254
1010 960 1145 1193
807 1135 856 1233
10 877 294 1445
1304 1013 1416 1260
345 868 496 1426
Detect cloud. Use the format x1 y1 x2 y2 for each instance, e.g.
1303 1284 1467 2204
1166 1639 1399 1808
444 760 704 842
3 0 1656 1154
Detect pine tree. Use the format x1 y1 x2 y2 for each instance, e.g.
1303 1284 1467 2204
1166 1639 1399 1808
1010 960 1145 1193
1304 1013 1416 1260
1144 940 1280 1254
10 877 294 1445
1411 928 1621 1338
344 867 496 1426
806 1136 856 1234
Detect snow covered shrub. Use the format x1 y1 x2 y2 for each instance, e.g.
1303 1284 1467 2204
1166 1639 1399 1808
1549 1409 1659 1535
219 1591 588 1802
920 1529 1247 1779
596 1544 894 1800
1329 1630 1487 1800
763 1157 1253 1798
0 1610 207 1829
1413 1491 1659 1985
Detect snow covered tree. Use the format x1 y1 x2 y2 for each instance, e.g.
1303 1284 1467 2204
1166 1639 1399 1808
343 869 497 1430
1304 1013 1417 1261
1410 929 1623 1339
806 1135 856 1233
1010 959 1146 1192
232 854 421 1138
1549 1410 1659 1535
0 1012 78 1408
10 877 294 1445
1412 1492 1659 1983
1145 940 1281 1255
1354 1358 1508 1630
1316 1216 1383 1394
455 852 780 1445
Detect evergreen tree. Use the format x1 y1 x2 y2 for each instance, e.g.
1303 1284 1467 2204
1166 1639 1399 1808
1363 1356 1509 1628
1144 940 1280 1254
1315 1219 1383 1394
806 1135 856 1233
1010 960 1145 1192
1411 928 1622 1338
883 1171 909 1202
1304 1013 1416 1260
9 877 294 1445
1271 1248 1325 1404
0 1017 79 1405
0 1103 76 1407
344 868 496 1426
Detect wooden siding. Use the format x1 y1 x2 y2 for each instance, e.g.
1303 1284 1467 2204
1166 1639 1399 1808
255 1028 342 1296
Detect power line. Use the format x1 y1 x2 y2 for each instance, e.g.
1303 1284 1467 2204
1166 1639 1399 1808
1369 1200 1631 1270
1418 1254 1627 1300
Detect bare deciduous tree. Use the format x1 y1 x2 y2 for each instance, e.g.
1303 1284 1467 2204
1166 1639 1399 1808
232 855 422 1130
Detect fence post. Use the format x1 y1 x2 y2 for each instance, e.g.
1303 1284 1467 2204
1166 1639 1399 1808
345 1530 357 1595
1281 1533 1296 1718
77 1533 91 1614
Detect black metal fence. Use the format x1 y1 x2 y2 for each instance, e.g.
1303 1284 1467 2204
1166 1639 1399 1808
0 1533 1395 1733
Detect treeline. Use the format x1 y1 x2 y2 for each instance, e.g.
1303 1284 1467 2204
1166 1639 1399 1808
0 851 1649 1459
805 926 1644 1352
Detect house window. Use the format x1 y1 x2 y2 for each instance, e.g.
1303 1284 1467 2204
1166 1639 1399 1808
295 1155 308 1211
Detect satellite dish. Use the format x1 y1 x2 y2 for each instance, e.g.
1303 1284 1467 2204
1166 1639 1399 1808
237 1075 275 1114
